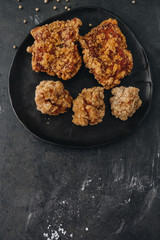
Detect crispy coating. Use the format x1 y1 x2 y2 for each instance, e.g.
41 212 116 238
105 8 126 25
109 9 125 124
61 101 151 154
110 86 142 121
79 19 133 89
72 87 105 126
35 80 73 115
27 18 82 80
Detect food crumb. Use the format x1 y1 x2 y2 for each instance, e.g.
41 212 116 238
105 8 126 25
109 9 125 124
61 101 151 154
53 6 57 10
132 0 136 4
18 5 23 9
85 227 89 231
89 23 92 27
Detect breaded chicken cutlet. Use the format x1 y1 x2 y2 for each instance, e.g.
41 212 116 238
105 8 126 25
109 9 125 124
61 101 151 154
27 18 82 80
79 19 133 89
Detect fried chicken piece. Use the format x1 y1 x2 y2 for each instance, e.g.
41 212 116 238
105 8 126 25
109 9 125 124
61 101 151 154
27 18 82 80
72 87 105 126
110 86 142 121
79 19 133 89
35 80 73 115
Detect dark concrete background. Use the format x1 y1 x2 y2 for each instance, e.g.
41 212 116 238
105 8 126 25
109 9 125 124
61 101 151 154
0 0 160 240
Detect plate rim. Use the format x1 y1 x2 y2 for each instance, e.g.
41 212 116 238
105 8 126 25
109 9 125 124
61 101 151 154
8 6 153 148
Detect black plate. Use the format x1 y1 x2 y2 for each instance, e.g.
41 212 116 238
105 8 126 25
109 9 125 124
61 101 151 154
9 7 152 148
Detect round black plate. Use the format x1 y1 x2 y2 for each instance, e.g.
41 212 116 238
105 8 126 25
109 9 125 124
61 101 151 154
9 7 152 148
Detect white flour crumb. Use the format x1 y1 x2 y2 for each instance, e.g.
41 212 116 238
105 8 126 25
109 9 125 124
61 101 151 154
47 224 51 229
58 226 67 235
81 178 92 191
85 227 89 231
59 200 67 205
51 231 59 240
92 196 95 199
70 233 73 238
47 121 49 124
43 233 48 237
124 198 131 204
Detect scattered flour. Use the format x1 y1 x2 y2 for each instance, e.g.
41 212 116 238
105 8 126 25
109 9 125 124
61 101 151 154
81 178 92 191
43 222 73 240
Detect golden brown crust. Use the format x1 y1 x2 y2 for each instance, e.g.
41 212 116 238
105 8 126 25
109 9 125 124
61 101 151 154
35 80 73 115
110 86 142 121
72 87 105 126
27 18 82 80
79 19 133 89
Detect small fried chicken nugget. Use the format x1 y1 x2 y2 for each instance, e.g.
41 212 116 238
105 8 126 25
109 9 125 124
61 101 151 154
35 80 73 115
27 18 82 80
110 86 142 121
79 19 133 89
72 87 105 126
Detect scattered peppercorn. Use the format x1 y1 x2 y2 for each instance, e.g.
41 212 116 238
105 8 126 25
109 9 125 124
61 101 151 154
13 45 17 49
44 0 49 3
53 6 57 10
65 6 68 10
17 0 20 2
66 0 69 2
23 19 27 24
132 0 136 4
19 5 23 9
67 7 71 11
35 8 40 12
89 23 92 27
57 0 60 2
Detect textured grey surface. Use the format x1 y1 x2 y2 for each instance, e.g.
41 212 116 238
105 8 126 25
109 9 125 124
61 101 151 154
0 0 160 240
